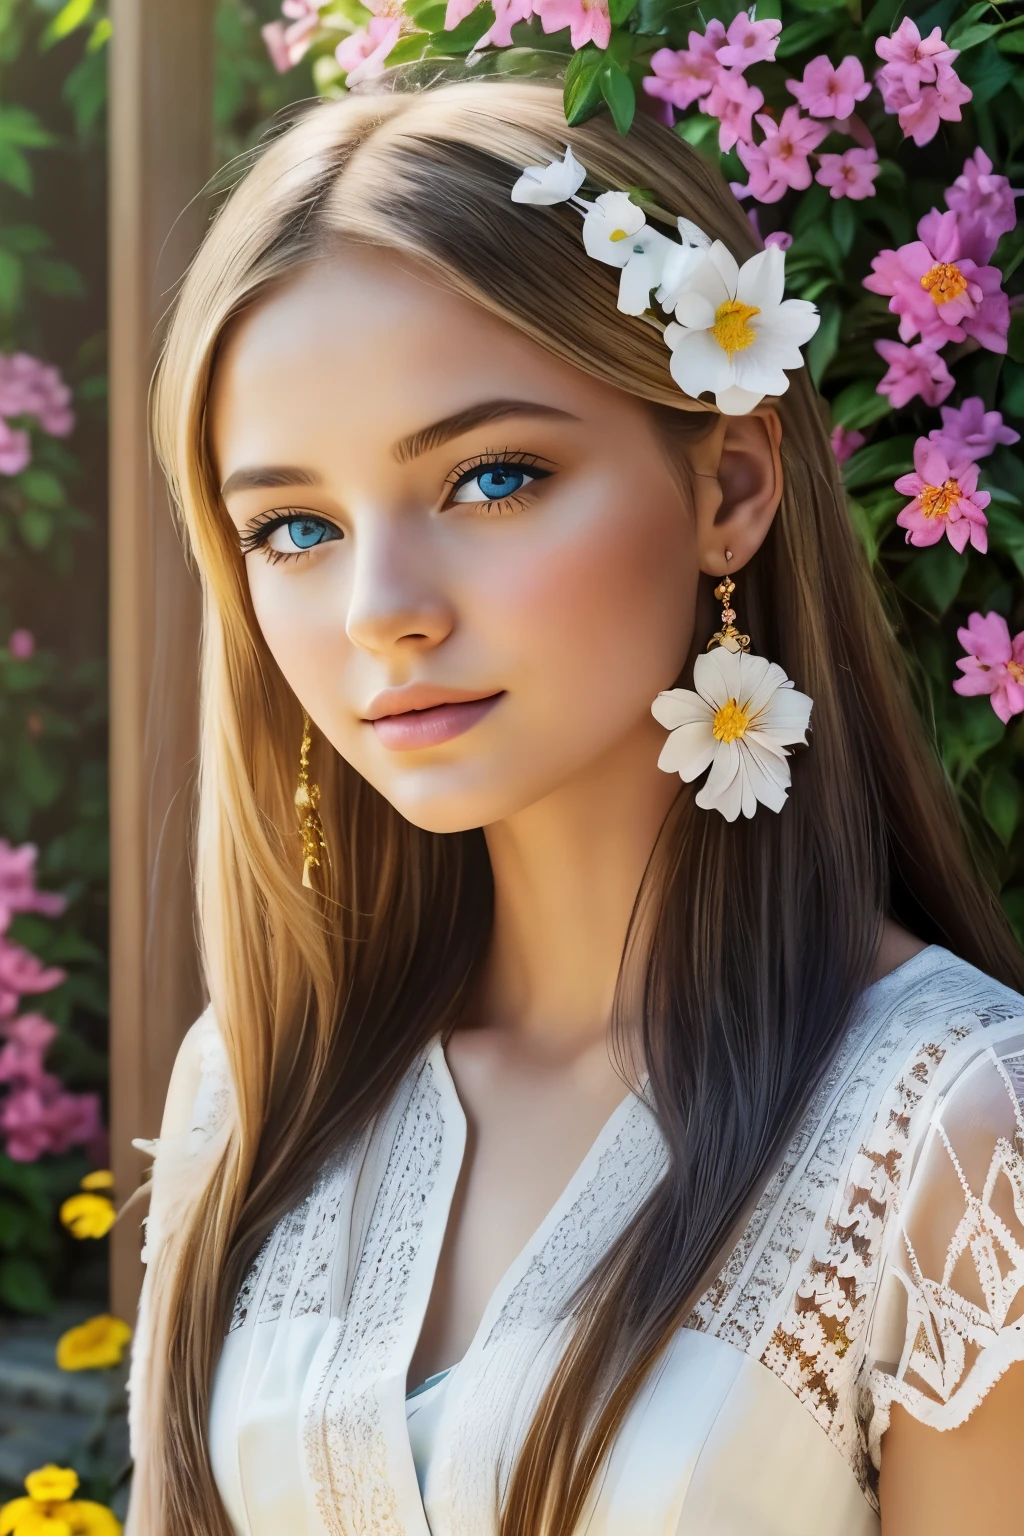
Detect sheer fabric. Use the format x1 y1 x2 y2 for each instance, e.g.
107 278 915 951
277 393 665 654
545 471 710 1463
128 945 1024 1535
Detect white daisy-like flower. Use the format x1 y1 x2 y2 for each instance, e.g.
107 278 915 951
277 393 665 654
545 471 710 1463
510 147 587 205
651 647 813 821
664 242 820 416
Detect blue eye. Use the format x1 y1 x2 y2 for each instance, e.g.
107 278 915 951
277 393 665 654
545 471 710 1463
263 515 342 555
449 461 546 506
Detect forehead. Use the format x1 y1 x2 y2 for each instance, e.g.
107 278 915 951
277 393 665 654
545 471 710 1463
209 248 645 479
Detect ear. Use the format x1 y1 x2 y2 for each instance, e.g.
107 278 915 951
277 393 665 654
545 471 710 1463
688 408 783 577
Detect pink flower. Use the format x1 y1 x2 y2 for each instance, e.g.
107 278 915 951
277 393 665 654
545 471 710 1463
644 26 726 113
928 398 1020 464
0 418 29 476
816 147 879 201
716 9 781 69
0 842 66 933
946 148 1022 248
895 439 989 554
0 353 74 437
891 67 972 147
702 68 763 152
864 209 1009 353
0 1082 103 1162
787 55 871 120
831 425 866 464
0 1014 58 1089
764 230 793 251
7 628 34 660
874 339 955 409
0 936 65 1019
735 106 827 202
876 18 959 87
536 0 610 49
953 612 1024 724
335 15 401 84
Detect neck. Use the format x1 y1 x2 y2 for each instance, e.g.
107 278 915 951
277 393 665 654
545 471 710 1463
476 722 679 1060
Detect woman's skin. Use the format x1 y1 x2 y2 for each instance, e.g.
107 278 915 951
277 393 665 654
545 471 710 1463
209 247 1020 1532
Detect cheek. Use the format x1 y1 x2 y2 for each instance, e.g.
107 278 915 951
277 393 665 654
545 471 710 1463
244 557 350 697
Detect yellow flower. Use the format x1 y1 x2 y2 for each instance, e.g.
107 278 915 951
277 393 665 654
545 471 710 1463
0 1468 121 1536
23 1472 77 1507
56 1315 132 1372
78 1170 114 1192
59 1194 115 1240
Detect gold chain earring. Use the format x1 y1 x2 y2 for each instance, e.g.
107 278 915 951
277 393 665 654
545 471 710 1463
707 548 750 654
294 711 327 889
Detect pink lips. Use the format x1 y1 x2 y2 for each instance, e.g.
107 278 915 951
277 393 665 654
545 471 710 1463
369 693 504 750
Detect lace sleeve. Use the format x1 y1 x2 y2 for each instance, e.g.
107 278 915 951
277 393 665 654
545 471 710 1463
863 1028 1024 1466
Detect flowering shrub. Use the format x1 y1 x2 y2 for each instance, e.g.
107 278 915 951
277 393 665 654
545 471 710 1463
264 0 1024 938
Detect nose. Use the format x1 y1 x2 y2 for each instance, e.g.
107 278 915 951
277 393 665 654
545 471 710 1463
344 519 455 656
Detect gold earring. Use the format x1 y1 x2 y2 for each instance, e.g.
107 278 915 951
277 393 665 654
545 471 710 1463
707 552 750 654
294 711 327 889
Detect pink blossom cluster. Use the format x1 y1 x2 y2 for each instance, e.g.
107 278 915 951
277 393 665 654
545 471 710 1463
0 842 103 1163
644 12 781 153
262 0 326 73
895 439 990 554
954 612 1024 724
867 150 1016 409
0 352 75 477
875 18 972 148
443 0 611 56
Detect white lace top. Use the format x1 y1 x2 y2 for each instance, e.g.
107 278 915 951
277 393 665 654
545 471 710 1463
131 945 1024 1536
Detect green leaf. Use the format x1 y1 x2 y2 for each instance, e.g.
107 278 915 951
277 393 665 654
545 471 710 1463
807 303 840 389
0 223 50 254
959 40 1015 101
986 500 1024 579
39 0 95 49
18 508 54 550
1007 309 1024 367
609 0 638 22
946 22 1001 51
0 106 57 148
87 15 112 52
841 434 915 492
0 139 32 195
945 1 994 42
775 13 839 56
0 247 22 309
789 0 846 13
0 1254 53 1314
831 377 893 432
897 541 967 616
982 765 1022 846
601 62 636 136
0 1198 26 1250
63 50 108 136
19 469 66 508
564 44 605 126
830 197 857 258
28 259 86 298
997 28 1024 53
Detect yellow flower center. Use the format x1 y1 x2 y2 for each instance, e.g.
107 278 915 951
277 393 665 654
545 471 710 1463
711 299 760 355
920 262 968 306
1008 660 1024 684
918 478 961 519
609 228 630 242
25 1467 79 1504
712 698 750 742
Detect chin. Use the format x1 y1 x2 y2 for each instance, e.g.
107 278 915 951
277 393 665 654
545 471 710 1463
356 757 560 835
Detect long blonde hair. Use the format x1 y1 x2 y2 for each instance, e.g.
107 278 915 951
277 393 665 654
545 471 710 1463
142 81 1024 1535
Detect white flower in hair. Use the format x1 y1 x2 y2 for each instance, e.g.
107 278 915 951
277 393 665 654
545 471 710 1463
664 242 820 415
581 192 677 317
652 648 812 821
510 147 587 205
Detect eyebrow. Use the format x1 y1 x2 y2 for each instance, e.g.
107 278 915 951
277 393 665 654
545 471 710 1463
392 399 577 464
220 464 322 496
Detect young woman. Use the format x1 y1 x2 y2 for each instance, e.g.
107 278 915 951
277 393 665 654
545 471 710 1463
127 81 1024 1536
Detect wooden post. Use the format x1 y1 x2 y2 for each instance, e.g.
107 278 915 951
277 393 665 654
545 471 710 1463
108 0 214 1321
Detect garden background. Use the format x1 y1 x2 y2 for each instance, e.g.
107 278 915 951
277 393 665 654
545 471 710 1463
0 0 1021 1522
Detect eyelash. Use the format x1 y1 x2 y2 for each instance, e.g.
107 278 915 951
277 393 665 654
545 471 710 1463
237 450 556 563
442 448 554 517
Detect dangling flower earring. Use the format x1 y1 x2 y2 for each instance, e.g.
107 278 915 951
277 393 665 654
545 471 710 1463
650 550 814 822
294 711 327 889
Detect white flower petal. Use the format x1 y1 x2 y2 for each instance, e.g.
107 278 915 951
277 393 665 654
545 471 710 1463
706 241 740 299
693 645 744 710
618 249 659 315
658 720 719 780
740 655 791 718
741 735 792 810
729 352 789 398
677 217 712 250
655 243 705 311
510 147 587 205
669 330 734 399
715 384 767 415
736 246 785 311
674 252 732 313
650 687 710 730
582 192 646 266
756 686 814 746
695 740 744 820
672 291 716 330
755 299 820 350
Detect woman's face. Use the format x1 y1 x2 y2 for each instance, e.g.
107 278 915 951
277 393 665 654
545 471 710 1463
211 250 708 834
